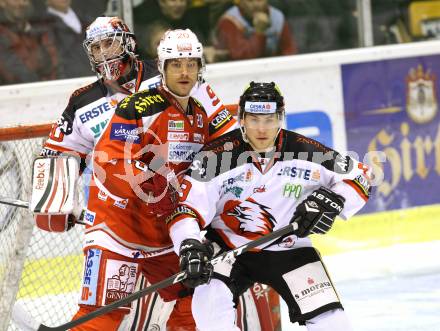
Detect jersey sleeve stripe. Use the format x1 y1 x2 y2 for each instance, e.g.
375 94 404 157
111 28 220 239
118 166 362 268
343 179 369 202
166 204 206 229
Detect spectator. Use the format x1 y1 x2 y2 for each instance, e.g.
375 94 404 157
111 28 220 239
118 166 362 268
72 0 108 19
274 0 358 53
215 0 297 61
46 0 91 78
136 20 169 59
0 0 60 85
133 0 210 44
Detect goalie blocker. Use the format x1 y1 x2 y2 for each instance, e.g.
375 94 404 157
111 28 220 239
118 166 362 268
31 156 80 232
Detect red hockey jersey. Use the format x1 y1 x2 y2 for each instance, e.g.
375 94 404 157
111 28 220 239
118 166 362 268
89 84 236 255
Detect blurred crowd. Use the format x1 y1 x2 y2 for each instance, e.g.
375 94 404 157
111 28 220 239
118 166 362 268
0 0 438 86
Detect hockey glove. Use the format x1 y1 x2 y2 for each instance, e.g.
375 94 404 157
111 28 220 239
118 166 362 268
179 239 214 288
291 187 345 238
35 214 76 232
141 169 179 217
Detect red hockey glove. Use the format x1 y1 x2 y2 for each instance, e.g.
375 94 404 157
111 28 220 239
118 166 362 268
35 214 76 232
141 168 179 217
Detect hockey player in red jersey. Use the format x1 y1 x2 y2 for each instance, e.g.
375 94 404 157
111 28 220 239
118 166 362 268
167 82 372 331
71 29 237 330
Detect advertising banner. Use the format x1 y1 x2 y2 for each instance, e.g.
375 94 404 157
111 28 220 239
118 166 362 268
342 55 440 213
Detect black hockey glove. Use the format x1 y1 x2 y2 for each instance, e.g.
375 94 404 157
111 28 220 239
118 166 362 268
291 187 345 238
179 239 214 288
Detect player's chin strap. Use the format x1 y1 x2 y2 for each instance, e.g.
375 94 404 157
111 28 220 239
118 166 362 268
34 222 298 331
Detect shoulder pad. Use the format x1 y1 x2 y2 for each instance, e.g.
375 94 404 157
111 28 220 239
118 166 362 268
283 130 353 174
116 89 168 120
71 81 96 98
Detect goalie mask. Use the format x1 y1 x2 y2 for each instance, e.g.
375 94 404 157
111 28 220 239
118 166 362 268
157 29 205 98
83 16 138 81
238 81 285 145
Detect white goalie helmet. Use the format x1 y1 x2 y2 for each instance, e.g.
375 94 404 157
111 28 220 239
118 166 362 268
83 16 137 80
157 29 205 82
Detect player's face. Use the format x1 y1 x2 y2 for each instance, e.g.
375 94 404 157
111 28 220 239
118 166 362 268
89 37 124 63
165 58 199 96
242 113 280 152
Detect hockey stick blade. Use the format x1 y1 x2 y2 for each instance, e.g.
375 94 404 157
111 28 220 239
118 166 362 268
37 222 298 331
0 196 86 225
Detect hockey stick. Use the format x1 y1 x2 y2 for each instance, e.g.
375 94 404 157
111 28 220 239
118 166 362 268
36 222 298 331
0 197 30 209
0 197 86 225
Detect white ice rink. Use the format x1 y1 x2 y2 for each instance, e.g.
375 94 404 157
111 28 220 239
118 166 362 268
282 241 440 331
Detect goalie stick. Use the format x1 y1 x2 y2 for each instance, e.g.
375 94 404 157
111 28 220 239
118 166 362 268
0 197 86 225
36 222 298 331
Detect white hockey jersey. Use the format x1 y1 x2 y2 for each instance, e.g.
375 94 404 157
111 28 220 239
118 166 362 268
168 128 371 252
41 60 161 160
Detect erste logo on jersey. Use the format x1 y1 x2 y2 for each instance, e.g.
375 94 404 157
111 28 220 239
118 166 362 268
110 123 140 144
79 101 114 124
277 166 314 180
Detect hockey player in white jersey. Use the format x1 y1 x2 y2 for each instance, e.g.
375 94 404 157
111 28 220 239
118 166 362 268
167 82 372 331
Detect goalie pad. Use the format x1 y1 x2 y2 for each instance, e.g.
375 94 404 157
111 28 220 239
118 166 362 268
30 156 79 214
31 156 79 232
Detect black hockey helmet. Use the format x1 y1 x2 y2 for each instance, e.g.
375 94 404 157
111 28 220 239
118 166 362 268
238 81 285 120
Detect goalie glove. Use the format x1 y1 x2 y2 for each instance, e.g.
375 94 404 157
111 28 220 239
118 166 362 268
291 187 345 238
35 214 76 232
179 239 214 288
